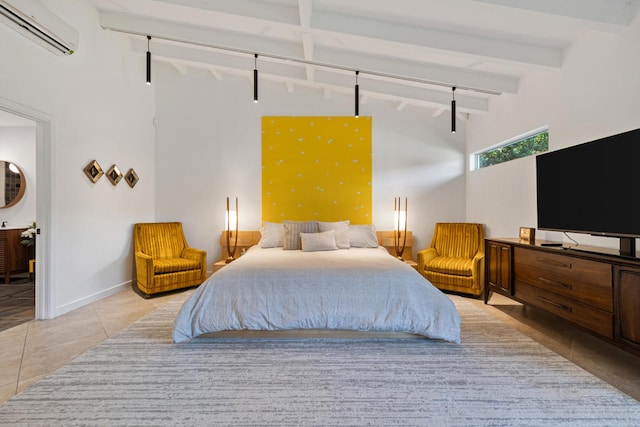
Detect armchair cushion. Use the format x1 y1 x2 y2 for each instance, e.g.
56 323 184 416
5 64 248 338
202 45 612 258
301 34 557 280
153 258 201 274
425 256 474 277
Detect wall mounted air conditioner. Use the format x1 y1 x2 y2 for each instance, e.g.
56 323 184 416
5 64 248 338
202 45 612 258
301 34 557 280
0 0 78 56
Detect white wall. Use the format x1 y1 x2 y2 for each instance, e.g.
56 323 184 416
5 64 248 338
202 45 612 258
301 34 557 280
0 0 155 315
154 66 466 263
4 1 635 317
467 15 640 250
0 0 464 317
0 126 36 227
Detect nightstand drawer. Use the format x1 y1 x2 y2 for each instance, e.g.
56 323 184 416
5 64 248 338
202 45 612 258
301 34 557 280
515 281 613 338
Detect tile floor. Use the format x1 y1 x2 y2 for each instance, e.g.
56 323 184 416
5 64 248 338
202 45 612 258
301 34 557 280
0 287 175 403
0 288 639 405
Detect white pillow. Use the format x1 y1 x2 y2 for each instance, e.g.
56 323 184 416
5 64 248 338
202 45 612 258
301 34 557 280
348 224 378 248
300 230 338 252
318 220 350 249
260 222 284 248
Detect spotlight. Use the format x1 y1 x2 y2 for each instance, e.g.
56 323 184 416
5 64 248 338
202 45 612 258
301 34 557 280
146 36 151 85
451 86 456 133
355 71 360 118
253 54 258 103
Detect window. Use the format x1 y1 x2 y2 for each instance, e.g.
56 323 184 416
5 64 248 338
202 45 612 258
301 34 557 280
471 127 548 170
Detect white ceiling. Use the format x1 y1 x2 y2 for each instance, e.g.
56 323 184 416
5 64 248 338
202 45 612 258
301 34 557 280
47 0 640 117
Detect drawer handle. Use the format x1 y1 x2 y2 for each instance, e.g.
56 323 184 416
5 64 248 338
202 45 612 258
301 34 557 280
538 276 573 290
536 257 572 269
537 296 573 313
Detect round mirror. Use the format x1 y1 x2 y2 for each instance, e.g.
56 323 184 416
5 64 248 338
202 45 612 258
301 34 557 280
0 160 26 209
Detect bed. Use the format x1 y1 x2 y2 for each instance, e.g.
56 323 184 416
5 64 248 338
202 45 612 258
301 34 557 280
172 243 461 344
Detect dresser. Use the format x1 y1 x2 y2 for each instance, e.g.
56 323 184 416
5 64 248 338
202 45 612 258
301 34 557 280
0 228 30 283
485 238 640 357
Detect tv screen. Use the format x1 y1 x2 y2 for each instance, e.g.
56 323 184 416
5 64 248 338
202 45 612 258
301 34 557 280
536 128 640 238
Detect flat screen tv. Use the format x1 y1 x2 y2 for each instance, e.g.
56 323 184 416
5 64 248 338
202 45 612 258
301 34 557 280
536 127 640 257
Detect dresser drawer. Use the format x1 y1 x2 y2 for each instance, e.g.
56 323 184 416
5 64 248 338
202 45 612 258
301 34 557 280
515 281 613 338
514 247 612 311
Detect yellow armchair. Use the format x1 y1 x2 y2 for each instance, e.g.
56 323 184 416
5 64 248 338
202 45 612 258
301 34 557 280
134 222 206 296
417 223 485 297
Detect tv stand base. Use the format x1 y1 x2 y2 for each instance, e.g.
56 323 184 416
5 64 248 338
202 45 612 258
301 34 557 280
485 238 640 358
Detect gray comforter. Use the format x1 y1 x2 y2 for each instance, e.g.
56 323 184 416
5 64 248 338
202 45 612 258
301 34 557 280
173 246 461 343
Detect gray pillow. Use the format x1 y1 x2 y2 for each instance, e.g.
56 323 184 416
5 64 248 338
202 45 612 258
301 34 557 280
300 230 338 252
260 222 284 248
348 224 378 248
318 220 350 249
283 220 318 250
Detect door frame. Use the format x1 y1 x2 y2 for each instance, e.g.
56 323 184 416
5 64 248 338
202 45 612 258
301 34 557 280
1 95 54 319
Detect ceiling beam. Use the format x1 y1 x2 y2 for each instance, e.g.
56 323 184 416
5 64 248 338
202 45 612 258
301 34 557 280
157 0 570 68
298 0 312 27
208 69 223 80
155 0 300 25
311 10 564 68
473 0 638 28
313 46 518 94
301 33 315 82
101 11 304 58
298 0 314 81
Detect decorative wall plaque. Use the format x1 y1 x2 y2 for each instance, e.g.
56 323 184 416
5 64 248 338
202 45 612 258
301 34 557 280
106 164 123 186
83 160 104 183
125 168 139 188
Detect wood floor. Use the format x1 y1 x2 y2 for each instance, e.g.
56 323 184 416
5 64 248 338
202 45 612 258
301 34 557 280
0 286 639 405
0 274 34 334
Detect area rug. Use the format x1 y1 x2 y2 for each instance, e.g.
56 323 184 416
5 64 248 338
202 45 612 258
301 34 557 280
0 294 638 426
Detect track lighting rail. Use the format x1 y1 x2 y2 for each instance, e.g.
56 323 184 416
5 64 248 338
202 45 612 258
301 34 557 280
103 27 500 96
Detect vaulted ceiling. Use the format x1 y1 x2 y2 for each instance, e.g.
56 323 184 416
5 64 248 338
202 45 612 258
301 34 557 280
91 0 640 117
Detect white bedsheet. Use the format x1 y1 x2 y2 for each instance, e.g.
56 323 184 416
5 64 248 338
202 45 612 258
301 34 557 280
173 246 461 343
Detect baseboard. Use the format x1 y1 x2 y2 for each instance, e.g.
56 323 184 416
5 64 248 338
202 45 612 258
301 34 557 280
55 281 132 317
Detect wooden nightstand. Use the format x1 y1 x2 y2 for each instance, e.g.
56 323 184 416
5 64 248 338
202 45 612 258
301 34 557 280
213 260 228 273
404 260 418 271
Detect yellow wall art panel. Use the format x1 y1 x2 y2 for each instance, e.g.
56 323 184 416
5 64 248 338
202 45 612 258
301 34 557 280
262 116 372 223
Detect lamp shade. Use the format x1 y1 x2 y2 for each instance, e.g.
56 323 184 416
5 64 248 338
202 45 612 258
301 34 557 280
393 209 406 231
225 209 237 231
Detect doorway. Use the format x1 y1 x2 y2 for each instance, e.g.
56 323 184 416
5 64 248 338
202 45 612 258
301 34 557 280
0 96 53 321
0 110 35 331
